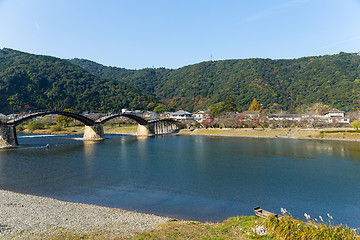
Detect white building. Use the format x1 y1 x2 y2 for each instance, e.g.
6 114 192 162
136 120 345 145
143 111 158 120
267 109 350 124
267 114 306 122
121 109 132 114
324 109 349 123
170 110 194 120
325 109 345 118
193 110 206 122
241 111 261 119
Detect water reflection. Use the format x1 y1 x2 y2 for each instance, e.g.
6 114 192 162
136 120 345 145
83 141 96 178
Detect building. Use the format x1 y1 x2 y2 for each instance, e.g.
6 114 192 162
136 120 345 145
325 109 345 118
143 111 158 120
267 114 306 122
241 111 260 119
324 109 349 123
170 110 194 121
193 110 207 122
267 109 350 124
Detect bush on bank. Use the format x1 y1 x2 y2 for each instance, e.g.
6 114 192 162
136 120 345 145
27 121 45 132
265 215 359 240
50 124 62 132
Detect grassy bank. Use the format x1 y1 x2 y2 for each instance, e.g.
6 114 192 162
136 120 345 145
180 128 360 141
30 214 359 240
135 216 271 240
135 215 359 240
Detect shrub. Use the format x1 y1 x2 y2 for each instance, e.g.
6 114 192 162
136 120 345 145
265 215 359 240
351 120 360 130
50 125 62 132
27 121 45 132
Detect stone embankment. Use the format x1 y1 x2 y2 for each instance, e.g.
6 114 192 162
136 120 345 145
0 189 169 239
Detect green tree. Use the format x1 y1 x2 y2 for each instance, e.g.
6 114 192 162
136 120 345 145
55 109 76 127
27 121 45 132
351 120 360 130
7 94 21 111
154 104 171 114
209 102 225 117
224 91 237 112
249 98 261 111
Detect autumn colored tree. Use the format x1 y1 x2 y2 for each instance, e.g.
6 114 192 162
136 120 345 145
146 102 155 110
249 98 261 111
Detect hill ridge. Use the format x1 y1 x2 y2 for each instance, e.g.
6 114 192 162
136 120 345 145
0 48 156 114
69 52 360 112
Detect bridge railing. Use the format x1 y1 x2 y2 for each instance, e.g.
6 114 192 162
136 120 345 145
5 110 176 125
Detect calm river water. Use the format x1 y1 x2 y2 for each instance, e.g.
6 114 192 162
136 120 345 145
0 133 360 227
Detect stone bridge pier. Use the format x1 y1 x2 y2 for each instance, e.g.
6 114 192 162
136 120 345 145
0 124 18 148
137 121 179 136
83 124 104 140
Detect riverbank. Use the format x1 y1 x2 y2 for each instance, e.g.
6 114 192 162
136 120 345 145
0 188 270 239
18 125 360 142
0 189 169 239
2 189 357 239
179 128 360 142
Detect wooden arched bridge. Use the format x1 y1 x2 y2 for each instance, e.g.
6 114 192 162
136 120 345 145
0 110 181 147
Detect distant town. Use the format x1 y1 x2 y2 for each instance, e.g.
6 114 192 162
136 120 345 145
120 108 352 129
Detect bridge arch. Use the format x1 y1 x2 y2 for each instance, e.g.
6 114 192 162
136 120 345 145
95 113 148 125
7 111 95 126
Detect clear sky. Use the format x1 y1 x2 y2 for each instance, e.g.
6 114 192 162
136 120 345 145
1 0 360 69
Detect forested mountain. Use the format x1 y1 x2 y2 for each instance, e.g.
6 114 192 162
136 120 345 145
1 48 359 115
0 49 156 114
70 53 360 112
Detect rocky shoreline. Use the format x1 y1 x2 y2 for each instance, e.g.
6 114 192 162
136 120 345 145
0 189 170 239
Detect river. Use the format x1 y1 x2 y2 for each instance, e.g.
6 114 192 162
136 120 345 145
0 133 359 227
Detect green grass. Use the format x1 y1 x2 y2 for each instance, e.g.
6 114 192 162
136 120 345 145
320 130 360 134
5 215 359 240
135 216 275 240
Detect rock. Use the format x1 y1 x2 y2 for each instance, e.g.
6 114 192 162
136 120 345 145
252 225 267 236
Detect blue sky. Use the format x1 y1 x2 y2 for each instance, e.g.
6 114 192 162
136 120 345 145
1 0 360 69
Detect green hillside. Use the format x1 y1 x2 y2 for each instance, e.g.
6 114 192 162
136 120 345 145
0 49 156 114
70 53 360 112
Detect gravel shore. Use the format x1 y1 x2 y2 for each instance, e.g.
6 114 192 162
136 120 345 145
0 189 170 239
